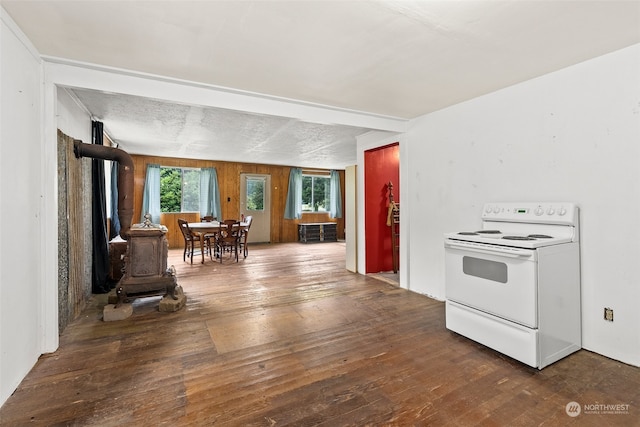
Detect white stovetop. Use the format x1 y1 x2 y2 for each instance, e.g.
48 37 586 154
445 202 579 249
444 229 573 249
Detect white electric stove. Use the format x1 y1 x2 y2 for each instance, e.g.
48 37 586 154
444 202 581 369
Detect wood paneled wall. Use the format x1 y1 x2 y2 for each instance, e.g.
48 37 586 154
130 155 345 249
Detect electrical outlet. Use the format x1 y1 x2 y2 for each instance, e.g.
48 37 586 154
604 307 614 322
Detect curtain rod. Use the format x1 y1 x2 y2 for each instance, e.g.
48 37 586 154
302 168 331 174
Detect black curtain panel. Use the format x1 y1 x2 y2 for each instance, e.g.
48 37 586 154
91 120 111 293
109 161 121 240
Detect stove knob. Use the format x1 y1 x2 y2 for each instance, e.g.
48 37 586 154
558 207 567 216
547 208 555 215
485 205 493 214
493 206 500 214
534 207 544 216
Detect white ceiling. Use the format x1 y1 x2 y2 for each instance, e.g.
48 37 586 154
3 0 640 168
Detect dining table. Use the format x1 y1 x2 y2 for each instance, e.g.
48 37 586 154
188 221 248 263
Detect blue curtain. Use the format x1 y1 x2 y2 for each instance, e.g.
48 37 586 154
284 167 302 219
141 164 161 223
200 167 221 220
329 170 342 218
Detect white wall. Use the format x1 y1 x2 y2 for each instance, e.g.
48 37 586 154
57 88 92 143
404 43 640 366
0 9 47 406
0 8 93 410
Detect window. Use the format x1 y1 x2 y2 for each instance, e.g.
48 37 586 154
284 168 341 219
160 167 200 213
302 173 330 212
246 177 265 211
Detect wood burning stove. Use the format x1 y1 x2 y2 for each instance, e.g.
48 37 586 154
74 141 184 316
116 222 179 306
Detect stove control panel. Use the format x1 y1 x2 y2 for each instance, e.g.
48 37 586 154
482 202 578 225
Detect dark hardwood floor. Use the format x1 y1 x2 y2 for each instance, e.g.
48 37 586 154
1 242 638 426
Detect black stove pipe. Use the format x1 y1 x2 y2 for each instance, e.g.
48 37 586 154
74 140 134 240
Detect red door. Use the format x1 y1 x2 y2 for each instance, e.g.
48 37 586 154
364 143 399 273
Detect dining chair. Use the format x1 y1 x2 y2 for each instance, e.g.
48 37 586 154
200 216 219 258
215 219 241 263
178 218 204 264
239 215 253 258
204 227 222 261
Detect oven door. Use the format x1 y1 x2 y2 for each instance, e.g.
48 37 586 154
445 240 537 328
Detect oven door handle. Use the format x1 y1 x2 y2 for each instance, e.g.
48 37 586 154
445 241 533 259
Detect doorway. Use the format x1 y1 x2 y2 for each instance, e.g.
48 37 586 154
364 143 399 273
240 173 271 243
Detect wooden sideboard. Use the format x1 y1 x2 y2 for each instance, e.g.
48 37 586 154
298 222 337 243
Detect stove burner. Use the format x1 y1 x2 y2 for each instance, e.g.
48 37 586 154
502 236 535 241
477 230 501 234
528 234 553 239
458 232 479 235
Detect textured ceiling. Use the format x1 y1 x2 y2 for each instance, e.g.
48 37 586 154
3 0 640 168
69 88 371 168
